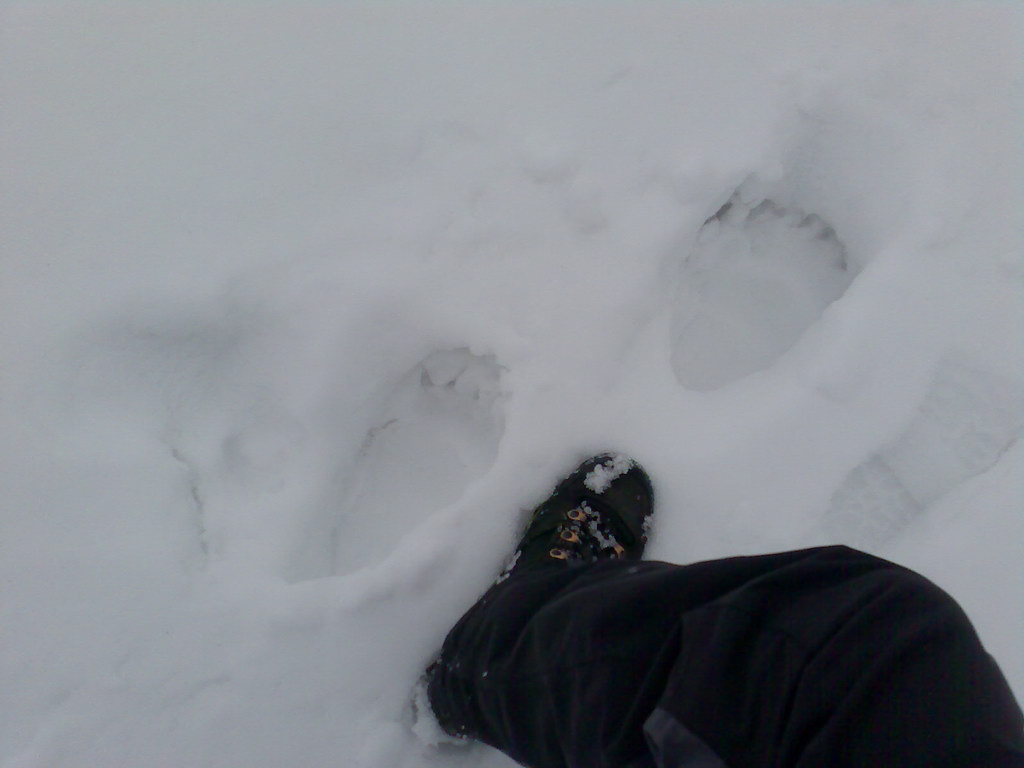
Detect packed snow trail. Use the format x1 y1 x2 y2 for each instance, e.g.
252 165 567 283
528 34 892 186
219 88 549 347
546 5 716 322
1 6 1021 767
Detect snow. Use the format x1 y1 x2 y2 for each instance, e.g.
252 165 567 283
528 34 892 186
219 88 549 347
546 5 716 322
1 5 1021 767
583 454 634 494
581 503 623 553
494 550 521 586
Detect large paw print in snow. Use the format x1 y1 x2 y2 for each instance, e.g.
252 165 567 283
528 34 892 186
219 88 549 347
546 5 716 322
671 191 853 390
825 356 1024 549
322 349 505 578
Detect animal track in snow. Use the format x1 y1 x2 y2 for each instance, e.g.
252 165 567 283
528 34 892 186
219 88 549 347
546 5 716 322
671 191 853 390
825 356 1024 548
312 349 505 579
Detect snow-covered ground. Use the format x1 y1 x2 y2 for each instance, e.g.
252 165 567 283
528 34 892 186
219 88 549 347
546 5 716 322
2 5 1021 767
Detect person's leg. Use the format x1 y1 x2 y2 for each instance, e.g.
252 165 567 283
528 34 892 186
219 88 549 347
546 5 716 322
648 545 1024 768
428 545 1024 768
428 452 665 766
429 558 697 767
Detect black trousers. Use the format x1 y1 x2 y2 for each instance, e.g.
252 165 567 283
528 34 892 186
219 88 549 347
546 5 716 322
428 546 1024 768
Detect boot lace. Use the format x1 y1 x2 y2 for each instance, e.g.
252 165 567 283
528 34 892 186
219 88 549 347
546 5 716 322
547 501 628 562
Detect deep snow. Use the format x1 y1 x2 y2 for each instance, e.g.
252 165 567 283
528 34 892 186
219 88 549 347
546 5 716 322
2 5 1021 767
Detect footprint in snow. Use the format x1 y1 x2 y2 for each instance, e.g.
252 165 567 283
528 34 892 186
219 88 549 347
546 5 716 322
309 348 506 579
824 355 1024 549
670 189 854 390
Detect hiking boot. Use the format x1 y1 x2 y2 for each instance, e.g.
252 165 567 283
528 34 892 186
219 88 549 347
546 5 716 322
419 453 655 741
497 453 654 581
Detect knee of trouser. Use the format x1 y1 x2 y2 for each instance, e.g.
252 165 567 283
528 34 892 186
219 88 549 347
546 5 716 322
823 547 960 605
796 546 977 649
856 557 974 640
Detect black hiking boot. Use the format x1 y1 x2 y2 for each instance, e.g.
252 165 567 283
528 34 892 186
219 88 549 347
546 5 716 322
419 453 654 742
496 453 654 581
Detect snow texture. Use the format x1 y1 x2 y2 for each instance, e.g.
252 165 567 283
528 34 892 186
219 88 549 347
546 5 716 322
1 6 1022 768
584 454 635 494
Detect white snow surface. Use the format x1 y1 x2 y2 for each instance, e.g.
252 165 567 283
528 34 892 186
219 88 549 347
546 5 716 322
2 6 1022 767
